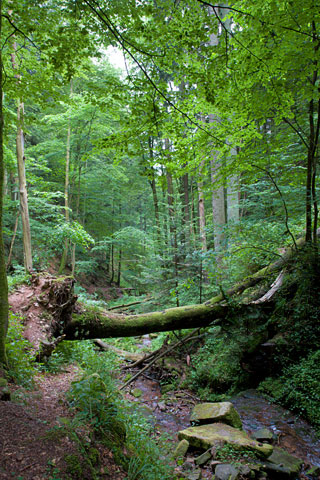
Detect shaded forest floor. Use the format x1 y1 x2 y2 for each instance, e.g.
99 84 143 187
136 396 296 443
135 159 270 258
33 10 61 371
0 368 126 480
2 274 320 480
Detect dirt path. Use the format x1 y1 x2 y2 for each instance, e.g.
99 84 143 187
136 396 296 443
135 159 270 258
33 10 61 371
0 367 126 480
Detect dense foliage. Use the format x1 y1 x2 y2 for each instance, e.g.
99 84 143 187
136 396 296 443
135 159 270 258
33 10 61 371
1 1 320 476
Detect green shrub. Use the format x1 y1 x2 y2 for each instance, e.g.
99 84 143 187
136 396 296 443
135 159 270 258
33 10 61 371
5 312 37 387
259 350 320 428
188 328 249 397
7 266 31 292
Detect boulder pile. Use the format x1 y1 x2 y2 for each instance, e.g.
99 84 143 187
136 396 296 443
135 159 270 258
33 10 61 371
174 401 304 480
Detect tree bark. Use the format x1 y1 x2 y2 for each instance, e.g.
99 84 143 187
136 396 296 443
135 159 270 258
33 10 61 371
10 230 312 352
197 159 207 253
10 33 33 272
16 101 32 272
0 2 9 367
211 157 226 252
59 80 73 274
166 167 179 306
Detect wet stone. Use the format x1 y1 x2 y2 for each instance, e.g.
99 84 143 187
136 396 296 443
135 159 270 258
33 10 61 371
173 439 189 459
178 423 273 458
185 468 202 480
194 448 212 466
257 447 303 478
214 464 240 480
182 461 194 471
251 428 274 442
190 402 242 429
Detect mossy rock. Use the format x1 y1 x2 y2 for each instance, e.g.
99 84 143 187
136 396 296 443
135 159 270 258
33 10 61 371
178 423 273 458
173 439 189 459
132 388 142 398
260 447 303 477
0 378 7 388
190 402 242 429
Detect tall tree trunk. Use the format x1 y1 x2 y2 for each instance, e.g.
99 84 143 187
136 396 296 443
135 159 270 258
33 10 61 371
148 138 162 251
116 249 122 287
71 164 81 276
211 158 226 252
6 210 19 270
59 80 73 274
0 2 9 367
10 33 32 272
16 101 32 272
165 139 179 306
197 159 207 253
189 178 197 246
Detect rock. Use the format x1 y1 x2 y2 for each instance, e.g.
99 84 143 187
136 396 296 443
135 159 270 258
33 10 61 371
178 423 273 458
214 464 240 480
251 428 274 442
132 388 142 398
181 461 194 471
190 402 242 429
174 439 190 459
257 447 303 477
0 377 7 387
239 464 252 476
194 449 212 466
185 468 202 480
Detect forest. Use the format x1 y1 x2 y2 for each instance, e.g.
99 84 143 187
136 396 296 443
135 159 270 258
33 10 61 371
0 0 320 479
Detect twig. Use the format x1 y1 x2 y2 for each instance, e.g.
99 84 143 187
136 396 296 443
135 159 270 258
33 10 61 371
108 297 152 311
252 164 298 249
119 327 203 391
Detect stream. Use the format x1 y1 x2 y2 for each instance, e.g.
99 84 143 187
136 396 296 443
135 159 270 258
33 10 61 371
123 336 320 478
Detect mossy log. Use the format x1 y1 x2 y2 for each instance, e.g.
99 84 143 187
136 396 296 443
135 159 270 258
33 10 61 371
63 303 267 340
62 231 315 339
10 233 310 344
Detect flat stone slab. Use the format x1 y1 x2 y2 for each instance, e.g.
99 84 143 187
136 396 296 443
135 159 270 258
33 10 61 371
178 423 273 458
190 402 242 429
260 447 303 477
251 427 274 442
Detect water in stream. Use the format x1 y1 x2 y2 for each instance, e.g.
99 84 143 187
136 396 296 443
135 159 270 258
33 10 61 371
125 335 320 477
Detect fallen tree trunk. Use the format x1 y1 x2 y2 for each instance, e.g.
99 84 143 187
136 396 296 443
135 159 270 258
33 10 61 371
11 233 311 347
63 242 297 339
63 303 266 340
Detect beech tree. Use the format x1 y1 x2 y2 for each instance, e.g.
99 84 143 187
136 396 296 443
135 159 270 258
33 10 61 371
0 0 9 368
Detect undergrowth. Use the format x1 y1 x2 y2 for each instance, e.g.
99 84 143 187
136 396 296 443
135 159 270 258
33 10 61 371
259 349 320 429
7 265 31 292
48 340 175 480
5 312 37 388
